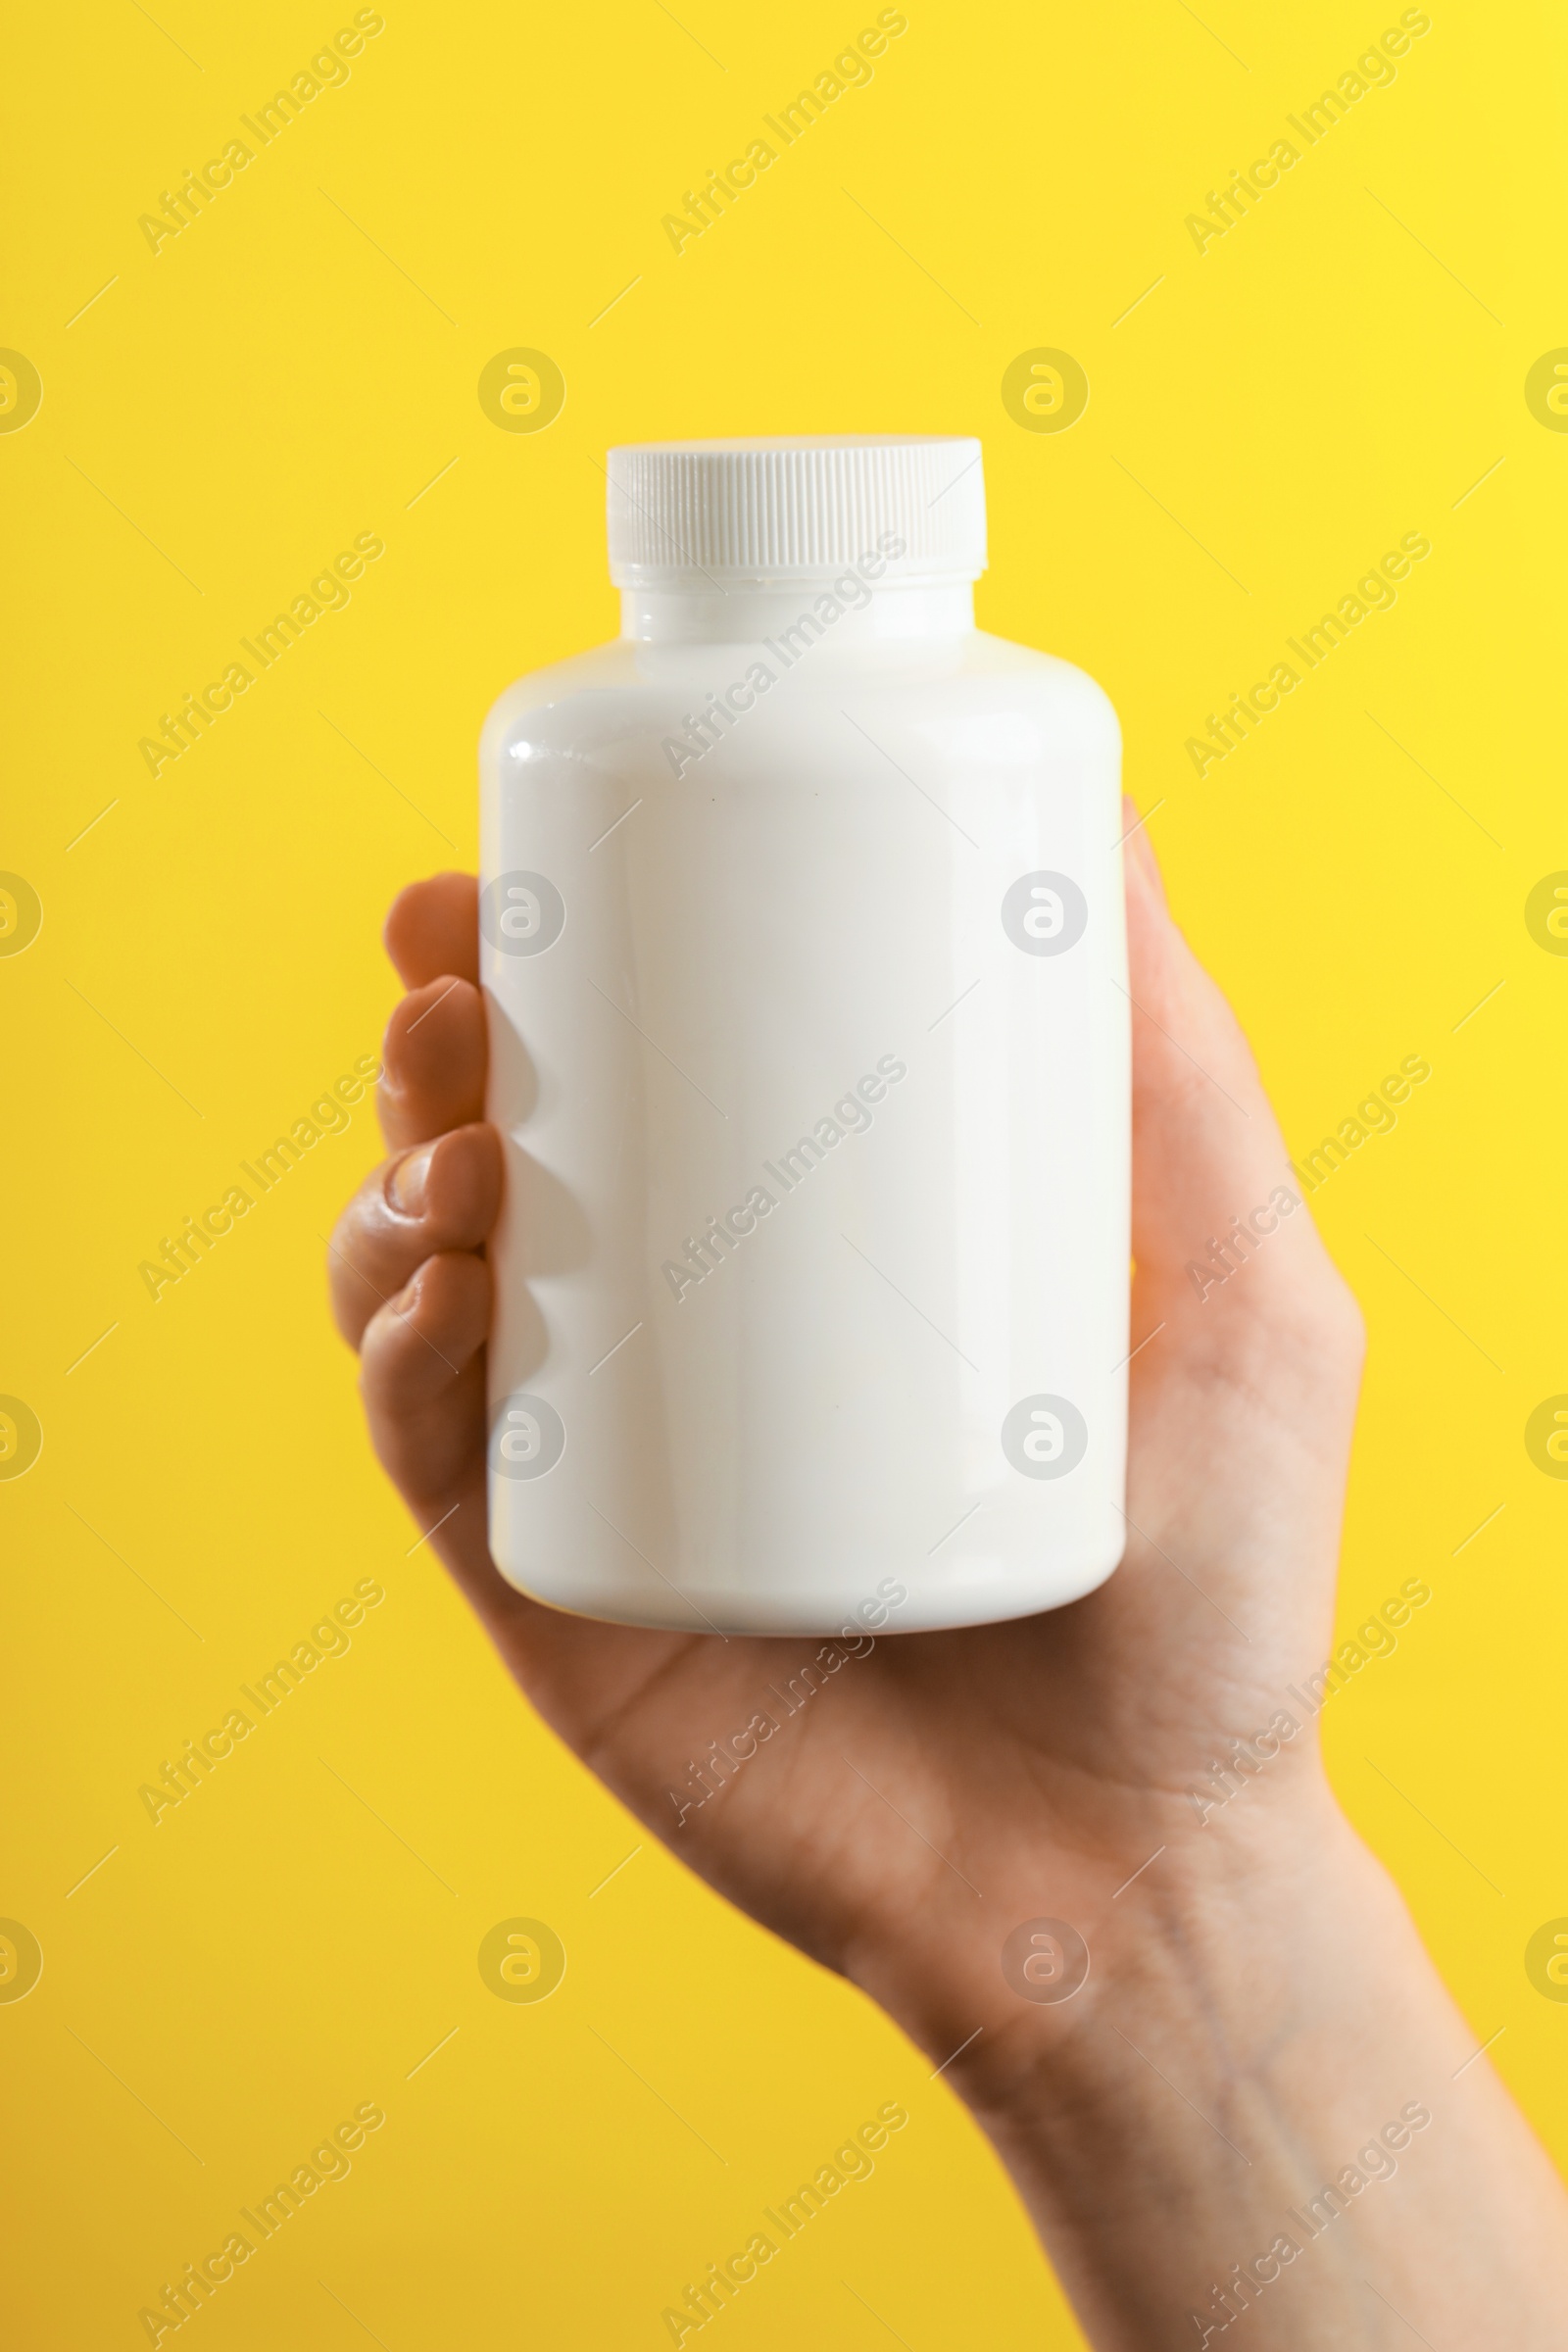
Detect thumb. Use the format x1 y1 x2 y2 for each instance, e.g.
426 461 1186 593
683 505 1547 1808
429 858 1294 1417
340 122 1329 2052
1121 808 1346 1339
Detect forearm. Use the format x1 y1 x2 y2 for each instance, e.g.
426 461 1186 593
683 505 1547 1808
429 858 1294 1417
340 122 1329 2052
953 1794 1568 2349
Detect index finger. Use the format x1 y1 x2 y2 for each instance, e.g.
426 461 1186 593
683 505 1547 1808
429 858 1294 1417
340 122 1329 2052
385 872 479 990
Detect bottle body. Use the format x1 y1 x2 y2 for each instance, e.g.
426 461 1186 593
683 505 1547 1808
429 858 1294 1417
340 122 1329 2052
480 600 1129 1634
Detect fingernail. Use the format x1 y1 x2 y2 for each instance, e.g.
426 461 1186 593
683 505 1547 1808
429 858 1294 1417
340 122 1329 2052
389 1143 434 1214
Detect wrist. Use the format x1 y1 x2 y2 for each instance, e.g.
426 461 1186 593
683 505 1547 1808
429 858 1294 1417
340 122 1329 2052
958 1780 1367 2123
845 1768 1368 2127
892 1777 1567 2352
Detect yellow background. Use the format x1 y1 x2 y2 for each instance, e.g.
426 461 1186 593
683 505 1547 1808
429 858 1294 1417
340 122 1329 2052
6 0 1565 2341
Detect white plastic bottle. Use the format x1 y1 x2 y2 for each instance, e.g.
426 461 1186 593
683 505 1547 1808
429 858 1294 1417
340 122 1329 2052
480 437 1129 1636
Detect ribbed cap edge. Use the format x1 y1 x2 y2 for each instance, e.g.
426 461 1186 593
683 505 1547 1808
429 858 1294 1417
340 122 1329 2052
606 436 986 585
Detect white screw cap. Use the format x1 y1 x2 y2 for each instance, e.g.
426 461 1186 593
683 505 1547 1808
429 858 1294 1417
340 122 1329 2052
606 435 986 587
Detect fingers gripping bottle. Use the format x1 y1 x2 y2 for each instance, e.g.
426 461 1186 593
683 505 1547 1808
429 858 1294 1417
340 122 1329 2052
481 437 1129 1635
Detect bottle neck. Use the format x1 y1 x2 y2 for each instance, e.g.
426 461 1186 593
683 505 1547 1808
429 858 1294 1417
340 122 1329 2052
618 580 976 645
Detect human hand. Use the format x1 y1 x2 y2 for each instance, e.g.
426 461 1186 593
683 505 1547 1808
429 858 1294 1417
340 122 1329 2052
327 815 1360 2065
329 819 1568 2345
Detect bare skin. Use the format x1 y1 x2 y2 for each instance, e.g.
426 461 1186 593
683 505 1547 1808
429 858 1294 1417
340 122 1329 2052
328 815 1568 2347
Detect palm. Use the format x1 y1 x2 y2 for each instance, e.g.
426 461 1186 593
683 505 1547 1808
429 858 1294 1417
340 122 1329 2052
331 835 1359 2060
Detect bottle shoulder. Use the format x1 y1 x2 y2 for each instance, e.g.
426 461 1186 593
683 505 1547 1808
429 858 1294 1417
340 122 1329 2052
958 627 1118 723
479 640 634 762
481 628 1118 765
